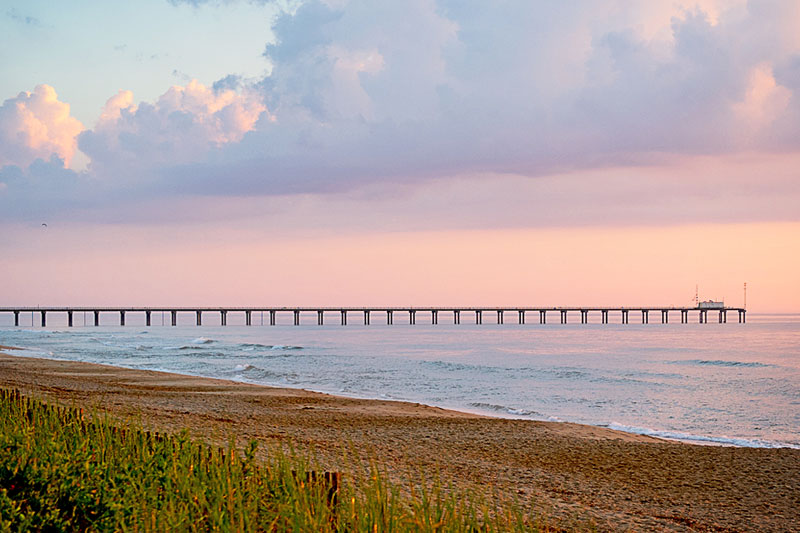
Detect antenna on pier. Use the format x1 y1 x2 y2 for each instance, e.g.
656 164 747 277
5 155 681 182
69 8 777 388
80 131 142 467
694 284 699 306
744 282 747 309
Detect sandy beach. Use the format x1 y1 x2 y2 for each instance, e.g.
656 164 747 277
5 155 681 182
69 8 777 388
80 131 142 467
1 348 798 532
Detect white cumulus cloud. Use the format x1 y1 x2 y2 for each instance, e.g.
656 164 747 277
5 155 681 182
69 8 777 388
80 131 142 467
0 84 84 168
79 80 267 177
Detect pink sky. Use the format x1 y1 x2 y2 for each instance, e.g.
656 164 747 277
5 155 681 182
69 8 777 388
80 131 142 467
1 1 799 312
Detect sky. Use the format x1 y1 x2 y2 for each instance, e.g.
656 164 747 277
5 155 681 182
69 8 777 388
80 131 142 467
1 0 799 311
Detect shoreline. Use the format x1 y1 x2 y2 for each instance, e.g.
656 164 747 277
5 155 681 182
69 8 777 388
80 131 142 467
6 342 797 450
1 348 799 531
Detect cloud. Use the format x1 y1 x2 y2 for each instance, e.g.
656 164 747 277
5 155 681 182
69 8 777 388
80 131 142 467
0 155 89 222
5 0 800 225
0 85 84 168
78 80 267 180
143 0 798 202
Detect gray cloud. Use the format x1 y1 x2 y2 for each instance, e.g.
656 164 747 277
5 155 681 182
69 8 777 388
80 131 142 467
4 0 800 225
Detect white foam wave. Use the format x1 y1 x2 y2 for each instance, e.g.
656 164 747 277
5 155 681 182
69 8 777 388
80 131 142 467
605 422 800 449
468 402 540 417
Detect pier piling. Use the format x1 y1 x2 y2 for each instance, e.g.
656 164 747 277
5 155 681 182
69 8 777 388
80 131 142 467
1 305 747 329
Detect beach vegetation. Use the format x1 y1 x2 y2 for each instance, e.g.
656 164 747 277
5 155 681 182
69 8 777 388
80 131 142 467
0 390 546 532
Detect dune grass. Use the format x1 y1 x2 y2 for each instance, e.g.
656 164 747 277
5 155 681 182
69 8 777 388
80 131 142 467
0 389 552 532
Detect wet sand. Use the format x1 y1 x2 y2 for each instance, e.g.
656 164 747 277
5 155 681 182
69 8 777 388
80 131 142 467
1 349 798 532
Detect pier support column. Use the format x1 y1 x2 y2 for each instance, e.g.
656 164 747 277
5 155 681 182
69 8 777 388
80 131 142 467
681 310 687 324
432 310 438 325
364 310 370 325
269 311 276 326
518 310 525 324
171 311 177 326
94 311 100 327
540 310 546 324
661 310 668 324
317 311 324 325
560 310 567 324
699 310 706 324
476 310 482 324
642 310 649 324
220 311 227 326
340 310 347 326
245 311 252 326
497 310 504 324
146 311 151 327
739 310 745 323
601 310 608 324
580 310 587 324
723 310 727 323
14 311 19 327
621 310 628 324
409 310 416 325
718 310 723 324
196 311 202 326
40 311 46 327
293 310 300 326
120 311 126 326
387 310 393 325
67 311 73 327
454 310 460 324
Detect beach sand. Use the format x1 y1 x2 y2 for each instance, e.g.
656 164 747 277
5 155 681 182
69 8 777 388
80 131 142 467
1 349 798 532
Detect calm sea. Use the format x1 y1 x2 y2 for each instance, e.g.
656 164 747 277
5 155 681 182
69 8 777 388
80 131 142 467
1 312 798 448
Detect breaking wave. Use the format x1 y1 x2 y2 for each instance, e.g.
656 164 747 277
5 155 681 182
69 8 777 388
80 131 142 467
605 423 799 449
680 359 771 368
239 343 303 351
468 402 541 418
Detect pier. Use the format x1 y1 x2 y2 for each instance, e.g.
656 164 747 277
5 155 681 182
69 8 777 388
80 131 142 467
1 306 746 327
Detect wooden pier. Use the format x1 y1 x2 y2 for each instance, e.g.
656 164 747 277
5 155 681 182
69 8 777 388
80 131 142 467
0 306 746 327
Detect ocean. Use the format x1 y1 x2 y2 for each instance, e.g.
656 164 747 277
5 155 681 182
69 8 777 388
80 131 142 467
1 311 798 448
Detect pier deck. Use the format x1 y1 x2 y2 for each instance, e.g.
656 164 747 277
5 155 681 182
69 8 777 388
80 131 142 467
0 306 746 327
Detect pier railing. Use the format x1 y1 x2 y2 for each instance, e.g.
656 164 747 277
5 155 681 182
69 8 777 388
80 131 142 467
0 306 746 327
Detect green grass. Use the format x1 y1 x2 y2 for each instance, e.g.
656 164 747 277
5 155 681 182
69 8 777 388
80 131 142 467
0 389 550 532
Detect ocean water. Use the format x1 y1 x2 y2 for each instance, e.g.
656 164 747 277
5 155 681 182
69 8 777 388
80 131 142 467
1 311 798 448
